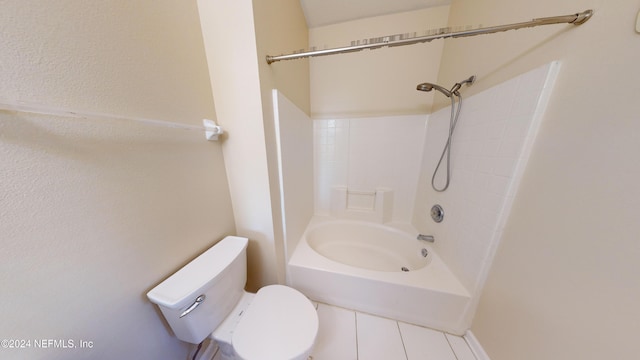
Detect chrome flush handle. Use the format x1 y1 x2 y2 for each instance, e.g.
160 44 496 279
179 295 206 318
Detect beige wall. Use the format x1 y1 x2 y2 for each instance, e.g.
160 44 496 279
309 6 450 119
254 0 311 116
0 1 235 359
439 1 640 359
197 0 278 291
198 0 309 289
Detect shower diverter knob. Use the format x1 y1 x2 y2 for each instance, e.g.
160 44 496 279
431 204 444 223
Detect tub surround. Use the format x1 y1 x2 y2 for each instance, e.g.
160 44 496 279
413 63 560 322
298 63 561 335
314 114 427 223
272 90 314 264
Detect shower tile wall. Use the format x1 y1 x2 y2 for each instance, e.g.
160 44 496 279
413 62 560 297
314 118 350 215
314 115 426 222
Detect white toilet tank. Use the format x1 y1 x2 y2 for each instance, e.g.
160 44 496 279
147 236 249 344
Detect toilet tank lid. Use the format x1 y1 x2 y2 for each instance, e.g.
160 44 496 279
146 236 248 309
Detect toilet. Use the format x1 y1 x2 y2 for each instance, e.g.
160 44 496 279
147 236 318 360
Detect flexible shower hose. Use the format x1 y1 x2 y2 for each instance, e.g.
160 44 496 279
431 93 463 192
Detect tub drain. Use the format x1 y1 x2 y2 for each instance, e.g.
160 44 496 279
401 267 409 272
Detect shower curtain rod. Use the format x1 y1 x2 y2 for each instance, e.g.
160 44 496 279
0 99 223 141
266 9 593 64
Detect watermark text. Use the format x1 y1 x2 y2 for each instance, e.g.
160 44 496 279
1 338 94 350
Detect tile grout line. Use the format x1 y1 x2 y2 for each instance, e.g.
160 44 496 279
444 334 461 360
396 321 409 360
354 311 359 360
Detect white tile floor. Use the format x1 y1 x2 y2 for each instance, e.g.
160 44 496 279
210 302 477 360
311 303 476 360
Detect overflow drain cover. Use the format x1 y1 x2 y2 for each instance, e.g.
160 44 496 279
401 267 409 272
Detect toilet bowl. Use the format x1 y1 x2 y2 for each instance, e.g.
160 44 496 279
146 236 318 360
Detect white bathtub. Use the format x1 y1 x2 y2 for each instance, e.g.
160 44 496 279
288 216 471 334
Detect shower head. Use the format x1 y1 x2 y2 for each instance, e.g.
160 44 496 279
416 75 476 97
416 82 452 97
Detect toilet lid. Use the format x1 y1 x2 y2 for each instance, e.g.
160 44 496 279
233 285 318 360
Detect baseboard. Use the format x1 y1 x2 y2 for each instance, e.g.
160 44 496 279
464 330 491 360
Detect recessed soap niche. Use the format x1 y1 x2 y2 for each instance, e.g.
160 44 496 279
330 186 393 223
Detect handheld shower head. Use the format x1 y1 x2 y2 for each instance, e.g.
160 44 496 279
415 75 476 192
416 82 452 97
417 75 476 98
416 83 433 91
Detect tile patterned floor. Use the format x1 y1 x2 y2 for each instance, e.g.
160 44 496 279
311 303 476 360
211 302 477 360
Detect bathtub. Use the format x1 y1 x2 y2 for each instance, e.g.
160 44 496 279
288 216 471 334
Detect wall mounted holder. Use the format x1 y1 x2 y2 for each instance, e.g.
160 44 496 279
203 119 223 141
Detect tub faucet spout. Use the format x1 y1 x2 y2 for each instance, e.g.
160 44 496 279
417 234 435 243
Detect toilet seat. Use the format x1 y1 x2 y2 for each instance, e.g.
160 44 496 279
232 285 318 360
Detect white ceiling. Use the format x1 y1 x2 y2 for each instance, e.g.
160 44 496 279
300 0 451 28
